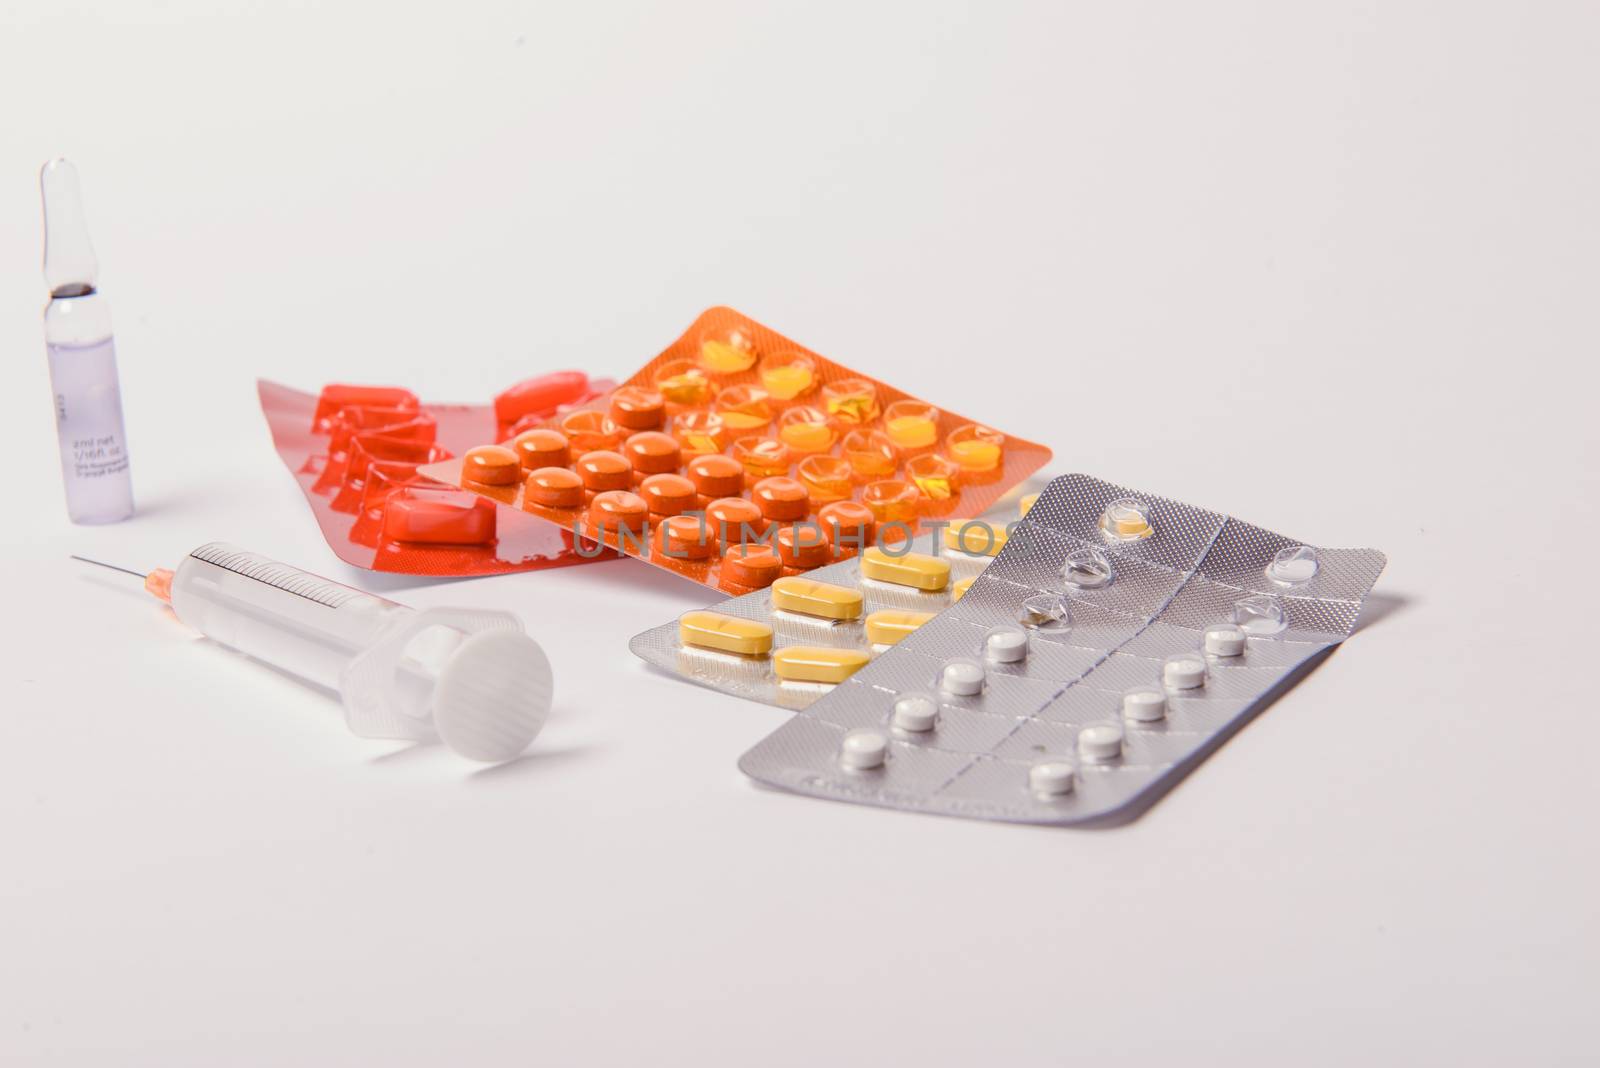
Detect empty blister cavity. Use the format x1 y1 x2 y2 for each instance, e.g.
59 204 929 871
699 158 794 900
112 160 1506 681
940 658 986 696
1099 497 1153 541
890 693 941 733
1018 592 1072 631
1061 546 1114 590
1077 722 1124 762
1121 686 1168 722
1266 545 1319 587
1029 760 1076 797
1163 651 1208 690
1204 622 1247 657
983 625 1029 663
840 728 888 770
1233 593 1288 636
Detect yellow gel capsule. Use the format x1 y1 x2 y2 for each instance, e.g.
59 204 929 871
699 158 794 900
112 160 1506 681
860 546 951 591
758 351 816 399
778 406 836 453
948 438 1000 469
952 576 975 601
883 401 939 449
1019 492 1038 516
700 330 758 373
886 416 937 448
944 423 1005 472
771 576 864 621
678 611 774 656
944 521 1008 557
865 609 935 646
774 645 870 684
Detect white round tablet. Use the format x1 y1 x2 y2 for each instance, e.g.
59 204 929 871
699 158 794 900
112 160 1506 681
1122 687 1167 722
1163 653 1207 690
939 658 985 696
839 728 888 770
984 626 1028 663
890 693 940 733
1203 623 1247 657
1078 722 1124 762
1029 761 1076 796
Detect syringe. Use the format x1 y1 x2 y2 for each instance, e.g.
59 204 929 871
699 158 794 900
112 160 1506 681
75 543 552 762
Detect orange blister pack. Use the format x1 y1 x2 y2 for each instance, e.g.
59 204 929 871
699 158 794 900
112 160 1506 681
419 308 1051 592
261 372 617 575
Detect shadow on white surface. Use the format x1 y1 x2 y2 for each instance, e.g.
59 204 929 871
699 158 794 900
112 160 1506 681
467 743 600 782
1354 590 1411 633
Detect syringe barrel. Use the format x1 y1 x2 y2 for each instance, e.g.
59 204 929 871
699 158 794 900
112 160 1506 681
169 543 409 693
164 543 551 760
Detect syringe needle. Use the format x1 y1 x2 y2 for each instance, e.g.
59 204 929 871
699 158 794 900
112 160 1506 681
70 554 146 578
72 555 176 602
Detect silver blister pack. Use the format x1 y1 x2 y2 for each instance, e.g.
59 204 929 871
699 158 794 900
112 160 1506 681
736 473 1386 825
629 531 999 710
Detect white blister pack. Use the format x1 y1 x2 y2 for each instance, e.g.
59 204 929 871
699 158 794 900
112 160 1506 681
736 473 1386 825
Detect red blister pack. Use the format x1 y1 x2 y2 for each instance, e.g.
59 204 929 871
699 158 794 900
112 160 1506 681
260 373 618 575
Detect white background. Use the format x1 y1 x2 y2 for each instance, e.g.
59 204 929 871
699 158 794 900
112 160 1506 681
2 2 1595 1064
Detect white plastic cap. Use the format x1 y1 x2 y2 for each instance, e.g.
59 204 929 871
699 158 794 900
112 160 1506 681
840 728 889 769
890 693 940 733
41 159 98 296
1029 760 1076 796
432 629 553 762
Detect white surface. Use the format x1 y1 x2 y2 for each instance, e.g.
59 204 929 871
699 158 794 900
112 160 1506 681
1 2 1596 1064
